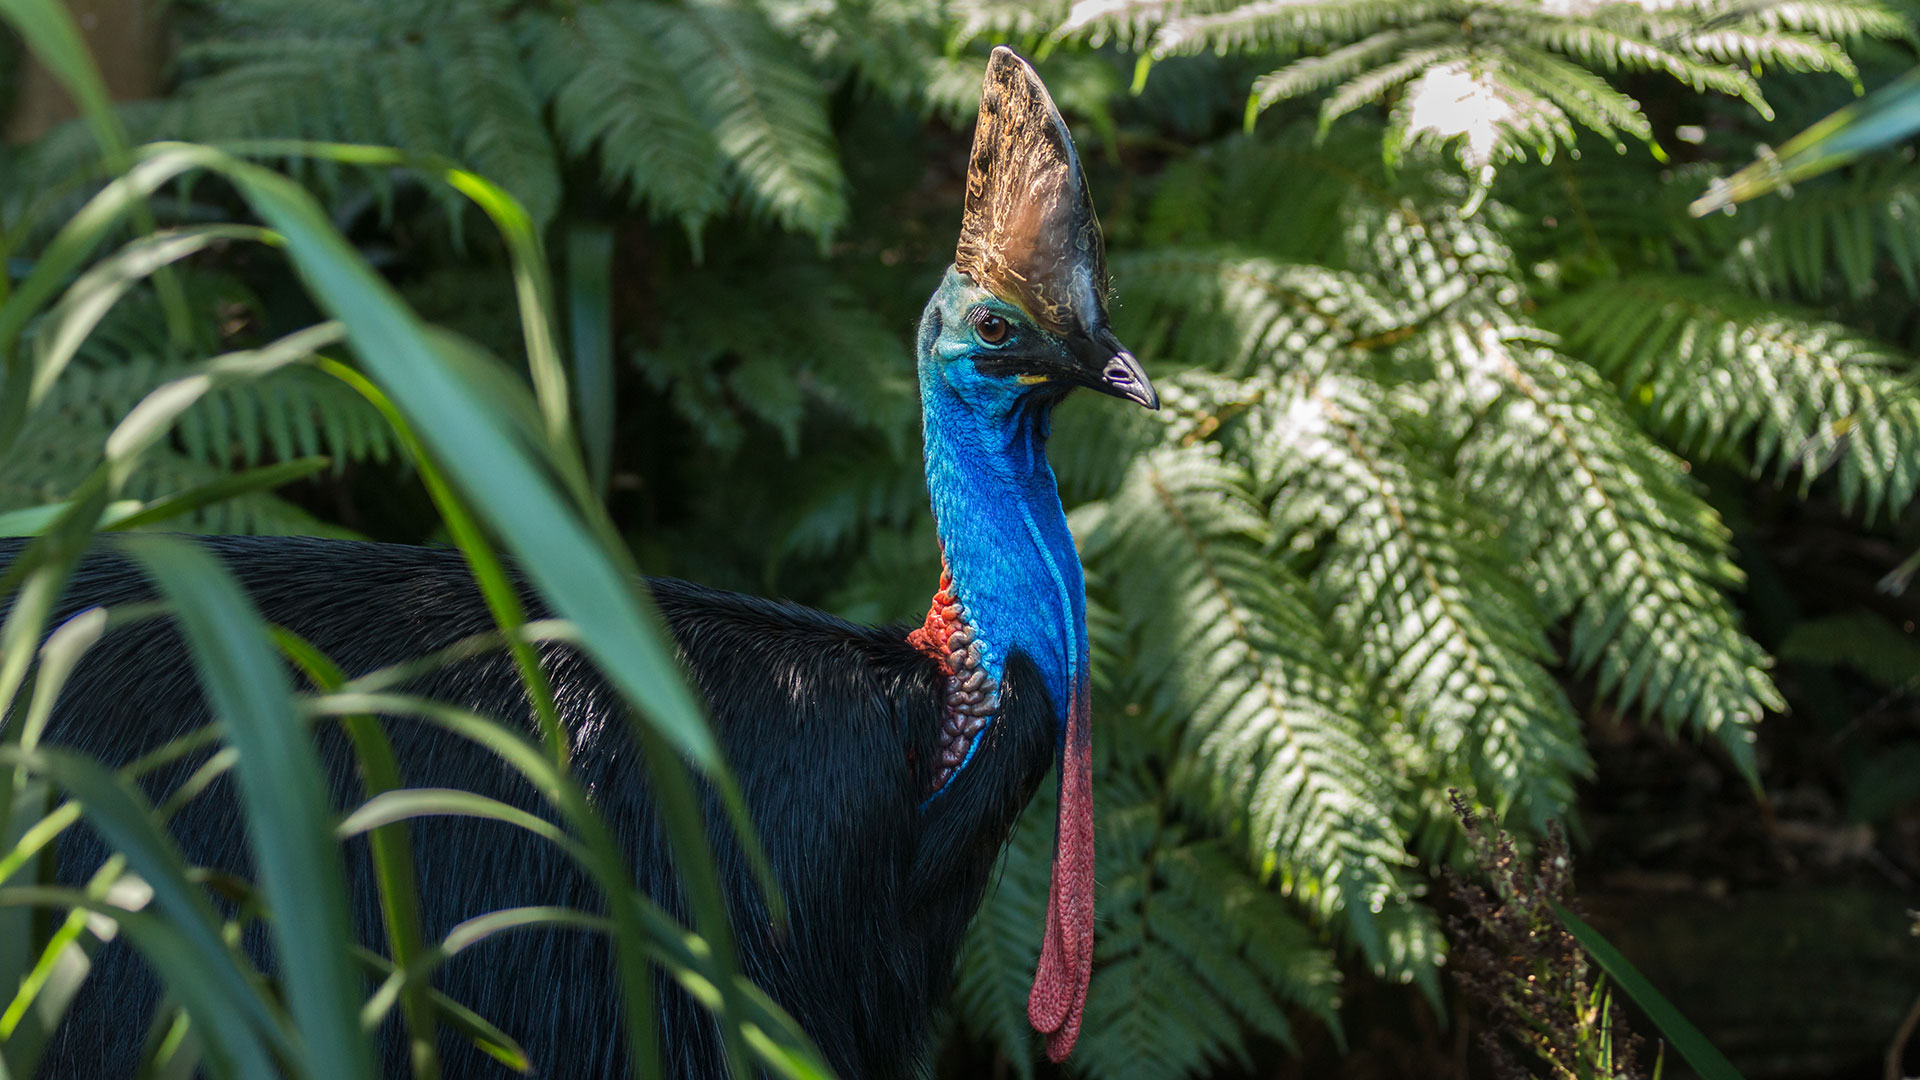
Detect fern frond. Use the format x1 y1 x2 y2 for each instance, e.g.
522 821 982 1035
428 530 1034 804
1712 156 1920 302
1253 375 1589 824
955 768 1343 1080
1496 43 1653 150
1739 0 1913 42
436 18 562 227
1498 10 1771 113
1149 1 1443 59
636 260 915 455
1545 274 1920 520
522 4 727 237
1085 446 1414 962
1115 251 1399 377
1247 24 1453 109
662 2 850 244
1457 335 1780 768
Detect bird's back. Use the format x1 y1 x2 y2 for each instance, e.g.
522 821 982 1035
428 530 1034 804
4 535 1055 1079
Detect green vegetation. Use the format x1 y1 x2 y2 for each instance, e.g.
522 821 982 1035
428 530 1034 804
5 0 1920 1076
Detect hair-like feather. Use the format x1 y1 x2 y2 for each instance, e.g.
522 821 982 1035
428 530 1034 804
7 535 1055 1079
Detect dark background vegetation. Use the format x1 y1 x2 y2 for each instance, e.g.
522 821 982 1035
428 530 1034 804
5 1 1920 1077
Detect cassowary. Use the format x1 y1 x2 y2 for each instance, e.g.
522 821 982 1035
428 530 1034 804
6 46 1157 1079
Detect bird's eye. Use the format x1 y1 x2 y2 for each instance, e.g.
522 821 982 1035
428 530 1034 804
975 313 1009 344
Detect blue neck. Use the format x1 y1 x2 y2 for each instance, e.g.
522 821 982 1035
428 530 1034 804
920 374 1086 731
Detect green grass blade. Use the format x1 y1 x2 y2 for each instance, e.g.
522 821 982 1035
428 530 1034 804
29 226 275 411
0 749 287 1075
1693 68 1920 214
102 458 334 532
0 0 188 342
566 223 616 498
303 690 830 1078
0 501 144 537
351 948 530 1073
214 140 585 489
275 628 439 1080
1552 901 1747 1080
124 538 374 1080
0 853 126 1072
336 789 573 852
0 887 277 1080
313 358 570 766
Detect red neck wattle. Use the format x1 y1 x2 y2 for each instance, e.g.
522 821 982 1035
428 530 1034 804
913 563 1095 1061
1027 690 1093 1061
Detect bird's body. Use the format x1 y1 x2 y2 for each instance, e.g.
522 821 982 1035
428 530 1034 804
13 536 1055 1077
4 46 1156 1079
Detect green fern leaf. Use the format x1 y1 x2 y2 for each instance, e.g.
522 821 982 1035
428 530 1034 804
1545 274 1920 520
1084 446 1414 963
522 4 728 238
1457 336 1781 770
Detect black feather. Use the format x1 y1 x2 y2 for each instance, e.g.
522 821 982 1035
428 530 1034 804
2 535 1056 1079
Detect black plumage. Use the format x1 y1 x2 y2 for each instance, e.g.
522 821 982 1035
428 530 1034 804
6 535 1056 1078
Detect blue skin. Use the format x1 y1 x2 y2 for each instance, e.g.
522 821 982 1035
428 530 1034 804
916 267 1089 795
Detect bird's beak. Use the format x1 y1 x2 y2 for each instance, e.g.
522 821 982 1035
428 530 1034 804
1068 325 1159 410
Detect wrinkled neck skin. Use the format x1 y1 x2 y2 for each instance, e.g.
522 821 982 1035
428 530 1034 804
915 284 1087 782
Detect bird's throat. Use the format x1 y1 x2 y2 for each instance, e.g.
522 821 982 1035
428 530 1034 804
916 384 1097 1057
916 391 1087 788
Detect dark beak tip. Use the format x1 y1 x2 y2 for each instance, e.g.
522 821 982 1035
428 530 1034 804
1099 351 1159 410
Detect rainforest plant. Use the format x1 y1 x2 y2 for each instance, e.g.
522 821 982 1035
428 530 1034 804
0 2 835 1077
5 0 1920 1077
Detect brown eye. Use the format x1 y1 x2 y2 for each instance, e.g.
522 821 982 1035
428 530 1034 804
975 313 1009 344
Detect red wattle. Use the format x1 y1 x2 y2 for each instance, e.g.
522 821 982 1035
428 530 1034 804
1028 691 1094 1061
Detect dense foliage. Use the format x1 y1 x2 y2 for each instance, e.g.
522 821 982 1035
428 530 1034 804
6 0 1920 1076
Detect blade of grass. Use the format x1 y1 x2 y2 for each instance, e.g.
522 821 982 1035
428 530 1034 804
1693 68 1920 214
302 690 831 1079
29 226 274 409
0 501 143 536
336 788 572 852
214 140 583 489
314 358 570 766
0 854 127 1066
0 749 287 1074
125 537 374 1080
1552 901 1747 1080
351 948 530 1073
566 222 616 498
275 628 439 1080
104 458 333 532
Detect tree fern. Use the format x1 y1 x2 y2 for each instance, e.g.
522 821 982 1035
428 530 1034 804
1458 335 1781 770
1081 447 1415 962
954 763 1343 1080
1063 0 1910 196
1544 274 1920 521
1258 374 1589 822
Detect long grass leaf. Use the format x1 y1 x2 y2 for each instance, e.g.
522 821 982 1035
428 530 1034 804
0 749 286 1074
124 538 373 1080
1552 902 1747 1080
566 223 616 498
276 629 439 1080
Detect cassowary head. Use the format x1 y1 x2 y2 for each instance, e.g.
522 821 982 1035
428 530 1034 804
910 47 1158 1067
919 47 1159 415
